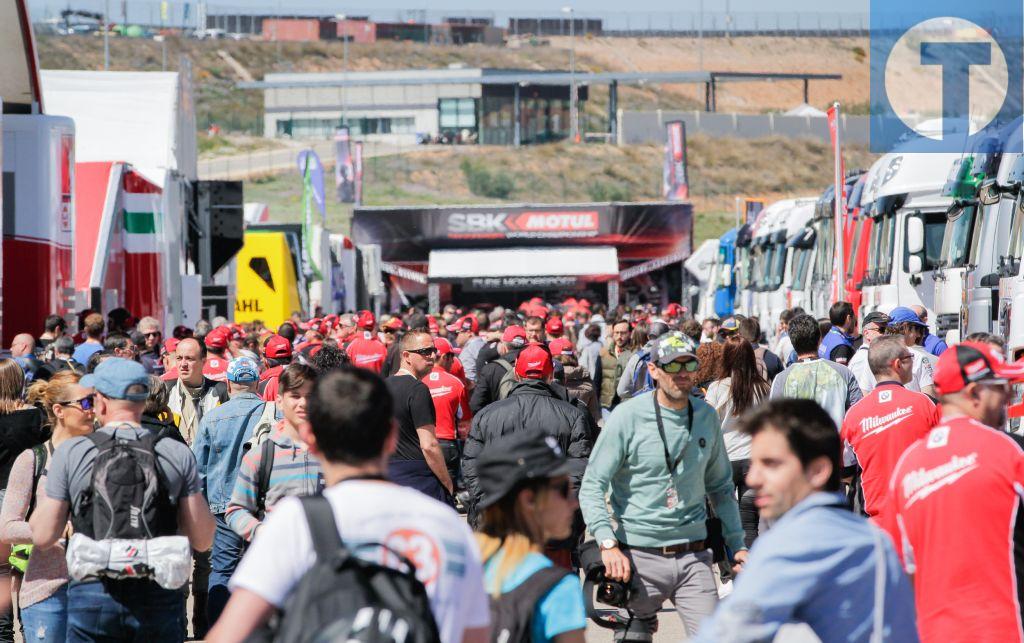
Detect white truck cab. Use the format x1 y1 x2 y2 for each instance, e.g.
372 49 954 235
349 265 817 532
996 153 1024 358
860 151 960 324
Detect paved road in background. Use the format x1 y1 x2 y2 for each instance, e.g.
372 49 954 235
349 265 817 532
198 140 442 180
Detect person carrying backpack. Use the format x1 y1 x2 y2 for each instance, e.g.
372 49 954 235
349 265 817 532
1 371 95 642
225 364 323 543
192 357 270 627
207 366 490 643
475 428 586 643
29 358 215 643
469 326 527 414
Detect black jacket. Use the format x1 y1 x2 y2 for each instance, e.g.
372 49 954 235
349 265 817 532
462 379 591 516
0 407 48 488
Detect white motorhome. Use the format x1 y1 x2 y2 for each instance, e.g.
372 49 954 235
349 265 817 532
685 239 720 321
774 200 818 332
736 200 788 319
859 151 960 323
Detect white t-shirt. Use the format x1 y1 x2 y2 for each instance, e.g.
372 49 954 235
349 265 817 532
230 480 490 643
849 344 935 395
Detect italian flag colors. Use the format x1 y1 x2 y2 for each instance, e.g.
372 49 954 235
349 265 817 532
122 170 164 319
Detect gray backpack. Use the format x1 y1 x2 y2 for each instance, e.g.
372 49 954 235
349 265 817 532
496 360 518 400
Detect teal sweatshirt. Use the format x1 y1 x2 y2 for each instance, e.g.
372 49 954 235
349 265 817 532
579 391 746 553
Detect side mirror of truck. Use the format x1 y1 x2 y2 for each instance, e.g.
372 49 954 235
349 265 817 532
906 216 925 255
908 254 923 274
979 180 1001 206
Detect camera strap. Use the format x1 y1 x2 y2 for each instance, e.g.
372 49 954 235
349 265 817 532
652 392 694 477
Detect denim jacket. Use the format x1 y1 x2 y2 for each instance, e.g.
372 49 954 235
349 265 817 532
192 392 266 514
693 492 919 643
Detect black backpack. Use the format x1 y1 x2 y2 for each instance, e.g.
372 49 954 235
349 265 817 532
488 566 571 643
266 495 442 643
72 429 177 540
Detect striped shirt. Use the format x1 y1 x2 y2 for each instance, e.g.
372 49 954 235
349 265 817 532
225 422 324 541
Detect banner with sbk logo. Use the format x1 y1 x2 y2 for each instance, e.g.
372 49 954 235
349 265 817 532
352 202 693 262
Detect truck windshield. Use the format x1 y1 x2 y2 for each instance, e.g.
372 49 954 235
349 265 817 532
846 217 866 280
1008 197 1024 276
940 205 979 269
811 216 834 286
768 242 788 289
866 211 896 285
923 211 948 270
791 247 813 290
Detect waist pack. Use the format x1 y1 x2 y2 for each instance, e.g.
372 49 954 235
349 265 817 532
488 566 570 643
258 495 442 643
72 429 177 541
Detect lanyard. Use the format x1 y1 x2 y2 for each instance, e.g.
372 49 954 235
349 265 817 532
652 392 694 477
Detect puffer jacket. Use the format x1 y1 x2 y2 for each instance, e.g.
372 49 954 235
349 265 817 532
599 343 632 408
462 379 591 517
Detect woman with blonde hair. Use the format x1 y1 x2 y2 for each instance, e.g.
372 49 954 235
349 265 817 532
3 370 94 641
475 429 586 643
0 359 49 641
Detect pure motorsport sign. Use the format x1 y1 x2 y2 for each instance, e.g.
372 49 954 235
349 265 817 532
446 210 600 238
352 202 693 262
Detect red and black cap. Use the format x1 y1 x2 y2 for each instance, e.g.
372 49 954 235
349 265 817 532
934 342 1024 395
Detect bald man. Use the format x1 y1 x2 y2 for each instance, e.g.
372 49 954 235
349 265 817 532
10 334 35 358
910 305 948 357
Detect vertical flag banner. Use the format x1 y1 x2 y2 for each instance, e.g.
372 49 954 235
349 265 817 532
663 121 689 201
334 127 356 203
296 150 325 281
160 1 169 22
827 102 846 305
354 141 364 206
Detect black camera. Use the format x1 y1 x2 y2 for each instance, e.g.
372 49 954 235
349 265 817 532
578 540 653 643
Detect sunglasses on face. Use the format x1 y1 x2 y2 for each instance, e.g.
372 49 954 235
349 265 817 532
382 328 398 334
143 331 161 338
547 479 572 499
660 359 699 374
406 347 437 357
59 394 95 411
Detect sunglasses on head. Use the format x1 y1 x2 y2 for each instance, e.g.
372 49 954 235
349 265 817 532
59 394 95 411
406 346 437 357
660 359 699 374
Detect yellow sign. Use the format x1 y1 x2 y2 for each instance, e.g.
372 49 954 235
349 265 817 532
234 231 301 328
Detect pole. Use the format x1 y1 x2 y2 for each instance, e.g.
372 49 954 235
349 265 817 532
569 9 578 143
698 0 704 71
103 0 110 70
832 101 845 305
343 23 348 126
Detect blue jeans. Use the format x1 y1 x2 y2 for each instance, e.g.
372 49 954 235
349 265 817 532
207 513 244 627
66 579 185 643
20 586 67 643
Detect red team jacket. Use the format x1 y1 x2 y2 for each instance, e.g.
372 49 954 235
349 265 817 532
883 416 1024 643
422 365 471 441
840 381 939 517
346 332 388 374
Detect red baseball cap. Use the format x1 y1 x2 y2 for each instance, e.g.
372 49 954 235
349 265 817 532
382 317 405 332
447 314 479 334
433 337 456 356
549 337 575 357
934 342 1024 395
665 303 684 318
545 317 564 336
515 343 554 380
356 310 376 330
204 327 229 350
162 337 180 356
264 334 293 359
502 325 527 347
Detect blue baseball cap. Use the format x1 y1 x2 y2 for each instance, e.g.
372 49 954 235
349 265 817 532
888 307 927 328
227 357 260 383
81 358 150 402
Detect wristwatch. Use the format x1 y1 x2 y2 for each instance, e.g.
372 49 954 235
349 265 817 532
599 538 618 551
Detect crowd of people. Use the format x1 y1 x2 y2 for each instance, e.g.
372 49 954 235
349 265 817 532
0 296 1017 642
